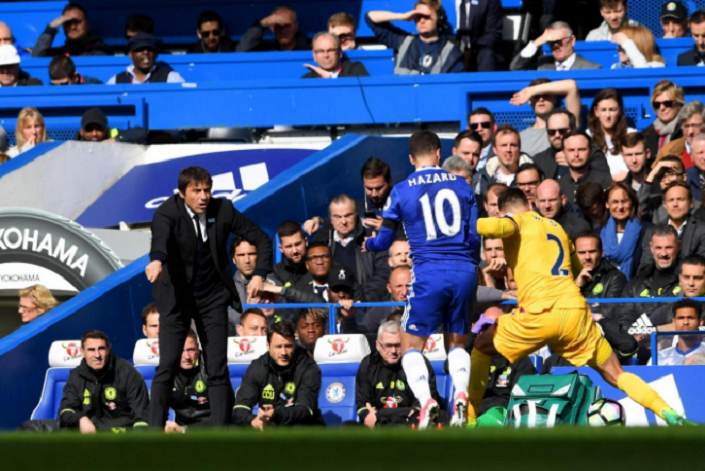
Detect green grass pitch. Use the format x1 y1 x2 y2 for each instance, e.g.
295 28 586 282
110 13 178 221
2 427 704 470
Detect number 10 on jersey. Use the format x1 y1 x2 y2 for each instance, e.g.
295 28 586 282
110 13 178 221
419 189 461 241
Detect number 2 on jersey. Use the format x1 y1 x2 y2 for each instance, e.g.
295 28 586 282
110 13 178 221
419 189 461 240
546 234 569 276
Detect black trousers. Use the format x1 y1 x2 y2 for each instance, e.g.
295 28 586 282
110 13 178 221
149 287 234 428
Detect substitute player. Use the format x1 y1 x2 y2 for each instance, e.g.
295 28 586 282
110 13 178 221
470 188 692 426
364 131 480 429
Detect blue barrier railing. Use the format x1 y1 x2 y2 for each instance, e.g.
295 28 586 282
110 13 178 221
245 296 701 336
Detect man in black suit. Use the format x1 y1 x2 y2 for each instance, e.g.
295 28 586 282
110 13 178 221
146 166 272 428
677 10 705 66
455 0 504 71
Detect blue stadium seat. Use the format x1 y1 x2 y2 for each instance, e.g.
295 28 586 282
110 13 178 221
318 363 360 425
31 367 71 420
430 360 450 409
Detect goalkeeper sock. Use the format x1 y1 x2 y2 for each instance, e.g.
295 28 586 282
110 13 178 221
448 347 470 397
401 349 432 405
617 372 670 419
468 349 492 420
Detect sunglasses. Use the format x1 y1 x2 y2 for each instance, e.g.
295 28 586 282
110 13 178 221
547 127 570 136
470 121 492 130
654 100 675 109
547 36 572 47
201 29 221 38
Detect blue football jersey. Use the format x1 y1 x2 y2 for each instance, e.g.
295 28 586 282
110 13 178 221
367 166 480 265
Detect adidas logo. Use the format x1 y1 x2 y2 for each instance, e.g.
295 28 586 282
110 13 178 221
628 314 656 335
376 382 384 389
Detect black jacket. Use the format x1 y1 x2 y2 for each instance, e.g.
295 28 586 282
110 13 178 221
232 346 324 426
312 218 389 300
236 23 310 52
293 267 366 303
149 195 272 313
32 26 112 57
555 209 591 242
356 351 440 425
479 355 536 415
170 361 211 427
581 261 627 319
16 69 43 86
620 263 681 327
677 47 705 67
456 0 503 52
534 145 610 181
558 167 613 206
187 36 237 53
639 215 705 269
58 354 149 430
302 59 369 78
641 122 682 167
273 257 308 288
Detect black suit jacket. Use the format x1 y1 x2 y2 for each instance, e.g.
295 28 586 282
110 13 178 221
456 0 503 50
677 47 704 66
150 195 272 313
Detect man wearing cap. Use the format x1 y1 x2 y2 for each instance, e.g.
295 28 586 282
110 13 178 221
661 2 689 38
678 10 705 66
107 33 184 84
75 107 148 144
32 2 112 57
0 45 42 86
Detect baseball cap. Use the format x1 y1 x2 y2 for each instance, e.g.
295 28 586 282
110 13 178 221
328 267 355 292
127 32 161 52
81 107 108 130
661 1 687 21
0 45 20 66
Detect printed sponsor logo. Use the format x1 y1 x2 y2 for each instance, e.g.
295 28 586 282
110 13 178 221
327 337 350 357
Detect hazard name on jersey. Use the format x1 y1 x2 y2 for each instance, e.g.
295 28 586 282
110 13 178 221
408 172 458 186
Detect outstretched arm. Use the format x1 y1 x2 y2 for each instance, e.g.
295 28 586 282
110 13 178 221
510 79 581 127
476 217 518 239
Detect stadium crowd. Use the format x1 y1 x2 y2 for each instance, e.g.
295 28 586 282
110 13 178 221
8 0 705 432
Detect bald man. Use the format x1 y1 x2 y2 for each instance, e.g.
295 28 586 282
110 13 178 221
0 22 29 58
536 179 590 242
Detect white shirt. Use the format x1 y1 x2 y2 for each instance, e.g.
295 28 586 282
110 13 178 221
494 169 515 186
586 128 635 178
556 52 577 71
477 143 492 170
184 205 208 242
669 218 688 238
649 341 705 365
333 231 355 247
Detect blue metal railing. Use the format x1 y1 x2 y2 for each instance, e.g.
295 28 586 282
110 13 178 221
245 296 705 351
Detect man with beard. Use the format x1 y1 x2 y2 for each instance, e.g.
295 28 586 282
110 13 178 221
108 33 184 84
536 179 590 241
356 321 441 428
32 3 112 57
650 255 705 328
648 299 705 365
559 131 612 205
620 225 681 326
533 109 610 180
188 11 236 53
232 322 324 427
273 222 308 287
574 231 626 319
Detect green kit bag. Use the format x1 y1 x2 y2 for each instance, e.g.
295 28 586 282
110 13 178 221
504 374 602 427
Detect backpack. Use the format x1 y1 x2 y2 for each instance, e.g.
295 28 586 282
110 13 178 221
504 373 602 427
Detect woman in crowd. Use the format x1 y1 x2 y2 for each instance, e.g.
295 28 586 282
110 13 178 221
588 88 635 181
8 107 50 157
641 81 684 162
610 26 666 69
18 284 58 324
600 182 649 281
